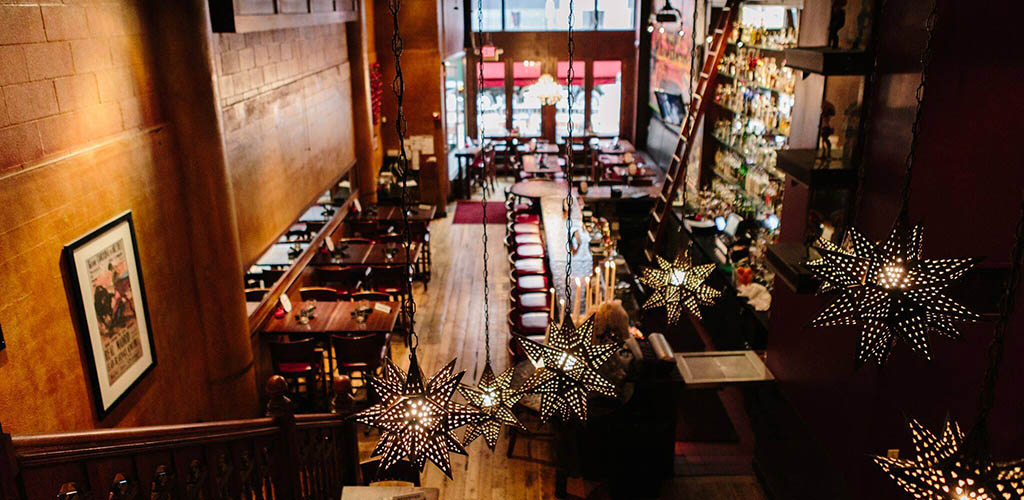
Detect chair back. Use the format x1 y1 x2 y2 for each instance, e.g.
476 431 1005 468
314 265 372 291
350 291 393 302
338 236 374 245
349 220 380 238
268 339 318 372
299 287 340 301
369 265 409 291
245 288 270 301
330 333 388 369
375 232 403 243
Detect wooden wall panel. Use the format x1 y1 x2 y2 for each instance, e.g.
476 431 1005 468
237 0 275 15
0 127 215 435
214 24 357 266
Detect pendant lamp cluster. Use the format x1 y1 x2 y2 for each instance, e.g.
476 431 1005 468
355 0 481 479
360 0 622 480
805 0 980 366
457 0 524 448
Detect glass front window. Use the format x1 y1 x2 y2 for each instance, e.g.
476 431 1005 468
474 0 630 32
556 61 585 138
596 0 635 30
444 56 467 148
512 61 543 136
590 60 621 135
477 62 507 138
471 0 503 31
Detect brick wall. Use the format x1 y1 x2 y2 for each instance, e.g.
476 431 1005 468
213 24 356 266
0 2 162 175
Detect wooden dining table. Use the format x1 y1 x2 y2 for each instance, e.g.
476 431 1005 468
521 154 563 175
311 241 421 266
351 205 436 222
262 300 401 335
596 139 635 155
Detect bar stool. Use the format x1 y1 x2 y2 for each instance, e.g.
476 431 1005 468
511 272 549 293
513 213 541 224
509 256 547 275
513 244 545 260
513 233 542 246
511 222 541 234
512 291 552 313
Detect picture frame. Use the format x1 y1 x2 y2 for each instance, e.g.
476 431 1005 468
63 211 156 419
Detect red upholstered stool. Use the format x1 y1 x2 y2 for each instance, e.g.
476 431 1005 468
508 311 549 336
512 258 547 274
512 223 541 234
514 244 545 259
514 213 541 224
513 291 551 312
514 274 549 292
514 233 542 245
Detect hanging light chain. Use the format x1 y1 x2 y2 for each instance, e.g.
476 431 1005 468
852 0 888 223
564 0 576 305
968 198 1024 453
388 0 417 351
477 0 491 364
897 0 938 219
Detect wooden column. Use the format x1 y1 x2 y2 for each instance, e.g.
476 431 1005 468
541 104 557 141
144 0 259 418
349 0 380 205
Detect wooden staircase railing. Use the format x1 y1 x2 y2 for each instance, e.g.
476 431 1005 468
0 376 360 500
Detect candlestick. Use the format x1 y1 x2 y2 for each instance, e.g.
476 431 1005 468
573 277 581 321
584 276 592 316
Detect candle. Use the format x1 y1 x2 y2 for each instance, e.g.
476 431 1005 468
559 299 566 327
549 287 556 320
608 261 616 300
573 277 581 321
584 276 592 316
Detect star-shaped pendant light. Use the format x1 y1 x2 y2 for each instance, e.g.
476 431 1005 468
457 362 523 449
356 355 482 478
518 314 618 422
806 221 981 364
874 418 1024 500
638 251 720 324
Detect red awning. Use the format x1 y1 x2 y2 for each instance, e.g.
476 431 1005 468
512 61 542 87
593 60 622 85
479 62 505 88
557 61 585 86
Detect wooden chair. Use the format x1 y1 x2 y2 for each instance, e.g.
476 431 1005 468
348 220 381 238
407 220 431 280
268 339 323 408
245 288 270 301
299 287 341 301
337 236 374 245
314 265 372 294
330 333 390 397
350 291 393 302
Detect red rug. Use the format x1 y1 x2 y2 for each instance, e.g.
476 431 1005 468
453 201 506 224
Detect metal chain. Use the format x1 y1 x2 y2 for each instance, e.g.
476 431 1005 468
564 0 576 309
897 0 938 220
681 0 699 209
388 0 417 352
851 0 887 228
477 0 491 364
968 197 1024 453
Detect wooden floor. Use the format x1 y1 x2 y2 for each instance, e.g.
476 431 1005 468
357 186 767 499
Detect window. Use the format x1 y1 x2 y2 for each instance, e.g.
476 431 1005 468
511 61 543 136
471 0 503 31
473 0 633 32
556 61 585 138
477 62 507 138
590 60 621 135
596 0 635 30
444 56 467 148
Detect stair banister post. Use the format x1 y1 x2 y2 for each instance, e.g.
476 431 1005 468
0 423 19 500
265 376 301 500
330 375 361 486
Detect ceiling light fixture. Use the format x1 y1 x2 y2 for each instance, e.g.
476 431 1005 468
639 251 720 324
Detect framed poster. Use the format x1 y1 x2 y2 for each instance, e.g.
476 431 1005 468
63 211 155 418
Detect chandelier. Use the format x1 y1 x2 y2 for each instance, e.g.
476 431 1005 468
527 74 563 106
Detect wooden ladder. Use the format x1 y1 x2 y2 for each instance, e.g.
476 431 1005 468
643 0 742 262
